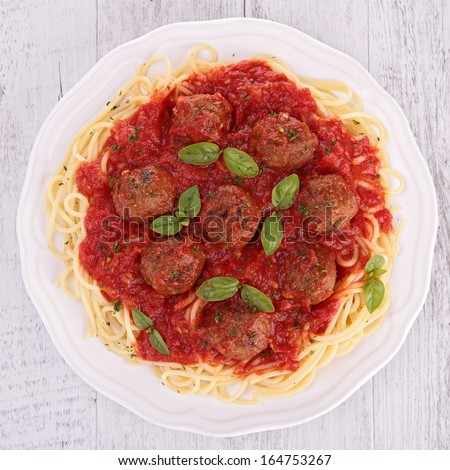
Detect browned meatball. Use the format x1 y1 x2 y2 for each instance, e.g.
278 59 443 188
112 165 177 220
297 174 358 232
278 243 336 305
199 185 261 250
200 303 272 361
140 238 205 295
249 113 318 170
171 92 233 144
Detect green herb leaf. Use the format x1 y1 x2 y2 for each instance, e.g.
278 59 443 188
364 254 385 274
151 216 182 235
222 148 259 178
196 276 240 302
149 329 170 355
297 204 309 216
128 126 140 143
241 285 275 312
178 185 201 218
363 277 385 313
178 142 220 165
214 310 224 324
372 268 387 276
261 213 283 255
132 308 153 329
113 300 121 312
272 174 300 210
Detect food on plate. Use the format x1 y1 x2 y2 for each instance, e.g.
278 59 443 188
46 44 402 403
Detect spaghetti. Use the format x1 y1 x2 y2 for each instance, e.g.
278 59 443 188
46 44 403 404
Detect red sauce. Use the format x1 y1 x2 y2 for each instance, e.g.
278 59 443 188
76 61 392 373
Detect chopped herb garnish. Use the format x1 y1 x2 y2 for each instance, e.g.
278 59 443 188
325 147 332 154
352 119 360 125
297 205 309 216
128 126 140 143
286 129 299 141
113 300 121 312
242 92 249 100
294 323 302 330
113 241 121 253
107 175 116 188
106 101 110 106
110 144 124 153
214 310 224 324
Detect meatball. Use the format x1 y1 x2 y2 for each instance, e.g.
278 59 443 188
297 174 358 232
171 92 233 144
279 243 336 305
249 113 318 170
140 238 205 295
199 185 261 250
112 165 177 220
200 303 272 361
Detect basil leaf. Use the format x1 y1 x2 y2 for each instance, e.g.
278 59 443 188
149 329 170 355
241 285 275 312
223 148 259 178
261 213 283 255
372 268 387 276
363 276 385 313
178 142 220 165
272 174 300 210
151 215 182 235
132 308 153 329
178 185 201 218
364 254 385 274
196 276 240 301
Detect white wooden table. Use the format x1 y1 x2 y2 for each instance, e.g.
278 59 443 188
1 0 448 450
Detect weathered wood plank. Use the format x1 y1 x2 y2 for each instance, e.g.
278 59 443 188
0 0 97 449
246 0 370 68
96 0 245 59
368 0 450 449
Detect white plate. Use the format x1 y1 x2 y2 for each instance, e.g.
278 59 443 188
17 18 438 436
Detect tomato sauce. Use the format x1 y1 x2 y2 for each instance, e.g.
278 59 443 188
76 60 392 372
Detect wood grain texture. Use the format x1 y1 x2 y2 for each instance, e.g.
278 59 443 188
368 0 450 449
0 0 448 450
0 0 98 449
